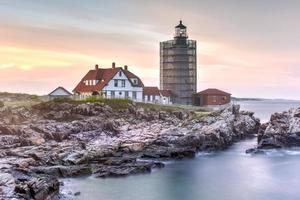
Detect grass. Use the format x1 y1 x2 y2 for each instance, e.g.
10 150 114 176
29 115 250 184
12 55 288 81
136 102 210 118
0 92 43 108
45 96 132 110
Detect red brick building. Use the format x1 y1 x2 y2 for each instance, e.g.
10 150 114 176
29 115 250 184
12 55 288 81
193 88 231 106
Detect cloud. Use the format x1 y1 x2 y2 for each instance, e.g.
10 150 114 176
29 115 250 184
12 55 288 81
1 0 300 99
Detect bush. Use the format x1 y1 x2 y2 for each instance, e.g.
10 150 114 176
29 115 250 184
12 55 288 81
52 97 74 103
77 96 131 110
0 101 4 108
30 95 39 100
46 96 132 110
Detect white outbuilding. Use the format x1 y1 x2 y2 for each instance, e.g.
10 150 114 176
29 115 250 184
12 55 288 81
48 87 72 100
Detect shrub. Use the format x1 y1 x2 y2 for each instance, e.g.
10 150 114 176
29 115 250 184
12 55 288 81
30 95 39 100
0 101 4 108
52 97 74 103
78 96 132 110
46 95 131 110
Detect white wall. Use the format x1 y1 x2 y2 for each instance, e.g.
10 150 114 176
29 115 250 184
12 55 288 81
50 88 71 96
143 94 171 104
103 69 143 102
161 96 171 105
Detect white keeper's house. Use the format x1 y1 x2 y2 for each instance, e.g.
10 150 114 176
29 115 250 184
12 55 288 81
73 63 144 101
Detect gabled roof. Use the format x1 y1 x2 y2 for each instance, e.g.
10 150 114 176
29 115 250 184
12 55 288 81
73 66 143 93
49 87 72 96
159 90 172 97
123 70 144 88
196 88 231 96
143 87 160 96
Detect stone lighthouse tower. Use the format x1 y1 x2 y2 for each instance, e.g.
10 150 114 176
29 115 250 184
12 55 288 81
160 20 197 105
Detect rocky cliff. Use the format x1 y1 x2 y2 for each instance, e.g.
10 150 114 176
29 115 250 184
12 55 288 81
0 100 260 199
256 107 300 149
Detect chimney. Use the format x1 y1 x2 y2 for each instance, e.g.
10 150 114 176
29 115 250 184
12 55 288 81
95 64 99 70
112 62 116 69
124 65 128 71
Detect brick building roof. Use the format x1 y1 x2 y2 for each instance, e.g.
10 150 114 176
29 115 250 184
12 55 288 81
143 87 160 96
196 88 231 96
159 90 172 97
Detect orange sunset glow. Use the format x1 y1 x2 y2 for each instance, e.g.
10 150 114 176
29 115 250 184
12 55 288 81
1 0 300 99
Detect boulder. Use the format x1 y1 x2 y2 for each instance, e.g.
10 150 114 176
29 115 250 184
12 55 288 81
257 108 300 149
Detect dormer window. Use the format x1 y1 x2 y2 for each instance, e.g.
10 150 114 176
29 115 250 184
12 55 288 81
131 78 138 85
119 71 122 77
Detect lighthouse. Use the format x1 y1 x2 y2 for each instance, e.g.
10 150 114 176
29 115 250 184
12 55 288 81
160 20 197 105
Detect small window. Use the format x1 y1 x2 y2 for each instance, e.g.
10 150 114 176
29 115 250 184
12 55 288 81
147 95 150 101
119 92 122 95
121 80 125 87
111 91 115 98
132 91 137 100
114 80 118 87
131 78 138 85
119 71 122 77
125 91 129 98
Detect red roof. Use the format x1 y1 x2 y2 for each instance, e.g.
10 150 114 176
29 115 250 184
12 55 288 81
196 88 231 96
73 66 143 93
143 87 160 96
159 90 172 97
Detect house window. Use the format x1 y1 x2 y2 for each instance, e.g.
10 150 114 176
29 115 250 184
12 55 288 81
119 71 122 77
131 78 138 85
132 91 137 100
119 91 122 96
147 95 150 101
114 80 118 87
125 91 129 98
121 80 125 87
111 91 115 98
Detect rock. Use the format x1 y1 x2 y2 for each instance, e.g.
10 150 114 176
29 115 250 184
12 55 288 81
102 120 119 135
257 107 300 149
0 101 260 199
14 174 59 200
93 160 163 178
74 191 81 196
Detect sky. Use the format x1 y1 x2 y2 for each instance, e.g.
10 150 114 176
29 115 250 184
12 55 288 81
1 0 300 99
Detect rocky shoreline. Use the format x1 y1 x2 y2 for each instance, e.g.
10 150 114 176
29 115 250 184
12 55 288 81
247 107 300 154
0 100 260 199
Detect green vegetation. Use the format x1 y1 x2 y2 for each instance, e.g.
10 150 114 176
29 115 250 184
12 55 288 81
48 96 132 110
0 92 42 108
136 102 184 112
136 102 209 113
0 101 4 108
